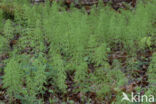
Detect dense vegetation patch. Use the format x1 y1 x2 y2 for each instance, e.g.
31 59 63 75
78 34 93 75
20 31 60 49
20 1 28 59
0 0 155 103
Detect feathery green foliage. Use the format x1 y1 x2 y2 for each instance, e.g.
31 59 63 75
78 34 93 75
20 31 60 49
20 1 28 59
0 0 155 103
4 19 14 40
147 53 156 96
3 56 22 101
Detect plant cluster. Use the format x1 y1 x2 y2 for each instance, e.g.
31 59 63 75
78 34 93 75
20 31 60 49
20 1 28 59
0 0 155 103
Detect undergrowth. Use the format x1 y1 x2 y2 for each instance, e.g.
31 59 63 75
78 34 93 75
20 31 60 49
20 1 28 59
0 0 155 103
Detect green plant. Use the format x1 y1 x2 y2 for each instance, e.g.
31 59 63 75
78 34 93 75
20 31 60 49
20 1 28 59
49 52 67 93
20 54 46 103
0 35 9 54
3 56 22 101
147 53 156 96
3 19 14 40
